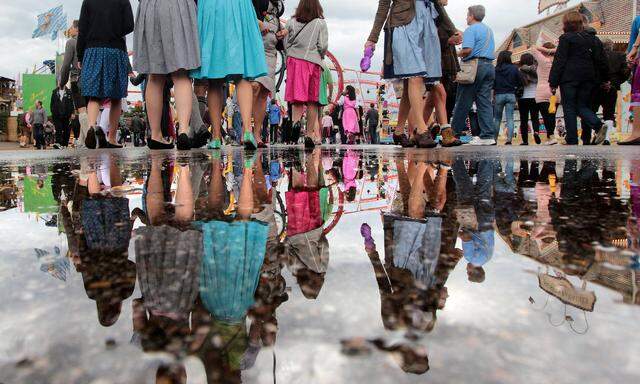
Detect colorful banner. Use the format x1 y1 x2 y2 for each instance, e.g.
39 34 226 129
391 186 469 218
23 176 57 214
32 5 67 41
22 74 56 115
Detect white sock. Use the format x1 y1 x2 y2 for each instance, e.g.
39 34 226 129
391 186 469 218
604 120 614 141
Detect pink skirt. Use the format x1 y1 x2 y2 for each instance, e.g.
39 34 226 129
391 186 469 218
285 57 321 104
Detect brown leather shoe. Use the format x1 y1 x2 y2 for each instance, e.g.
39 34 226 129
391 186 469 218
440 127 462 147
414 132 437 149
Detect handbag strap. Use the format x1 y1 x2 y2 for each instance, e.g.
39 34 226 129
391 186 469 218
289 19 315 46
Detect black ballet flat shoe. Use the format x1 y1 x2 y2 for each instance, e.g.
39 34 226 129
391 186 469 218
85 127 97 149
95 127 108 148
191 128 211 149
104 141 123 149
304 137 316 150
148 139 175 150
177 133 191 151
618 137 640 146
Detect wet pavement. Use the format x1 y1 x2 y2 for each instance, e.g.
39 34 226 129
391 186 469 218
0 146 639 384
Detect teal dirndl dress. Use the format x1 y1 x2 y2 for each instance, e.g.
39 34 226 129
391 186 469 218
191 0 268 81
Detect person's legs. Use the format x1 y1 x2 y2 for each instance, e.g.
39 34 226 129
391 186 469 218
237 159 255 220
433 83 448 126
252 83 269 143
408 162 428 219
108 98 122 144
576 82 602 139
61 119 71 147
146 74 169 143
174 165 194 223
505 96 516 143
517 98 530 144
474 62 496 140
306 103 320 142
538 102 555 138
171 70 193 137
87 99 100 128
207 80 224 141
560 84 579 145
451 84 475 135
408 77 428 135
395 81 410 136
493 94 506 140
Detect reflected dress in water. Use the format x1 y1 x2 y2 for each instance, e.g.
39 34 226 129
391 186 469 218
197 220 269 322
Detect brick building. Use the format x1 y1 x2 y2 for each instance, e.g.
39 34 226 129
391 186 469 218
498 0 638 61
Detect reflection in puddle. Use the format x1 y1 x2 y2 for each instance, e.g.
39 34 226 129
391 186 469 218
0 149 639 383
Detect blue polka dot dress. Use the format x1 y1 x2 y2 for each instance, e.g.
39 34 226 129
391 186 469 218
80 47 130 100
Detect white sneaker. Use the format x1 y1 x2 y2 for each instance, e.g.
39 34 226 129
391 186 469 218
469 136 496 146
545 137 558 145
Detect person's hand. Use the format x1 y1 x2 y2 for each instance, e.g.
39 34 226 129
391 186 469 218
276 29 288 40
448 32 462 45
77 62 82 70
364 40 376 51
627 47 638 64
258 20 269 35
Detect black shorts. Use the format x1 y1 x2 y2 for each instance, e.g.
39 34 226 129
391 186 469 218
70 82 86 110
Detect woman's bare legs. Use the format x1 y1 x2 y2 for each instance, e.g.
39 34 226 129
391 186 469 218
408 162 427 219
408 77 428 135
306 148 321 188
87 99 100 128
207 157 226 215
237 80 254 136
395 81 410 136
171 70 193 136
252 151 269 207
237 162 254 220
108 98 122 144
292 103 304 123
306 103 320 142
252 83 269 143
207 80 224 141
174 165 194 223
147 74 171 143
147 157 166 225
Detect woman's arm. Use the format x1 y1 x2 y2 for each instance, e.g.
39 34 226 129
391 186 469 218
548 35 569 89
317 20 329 58
121 0 135 35
76 0 90 63
366 0 391 45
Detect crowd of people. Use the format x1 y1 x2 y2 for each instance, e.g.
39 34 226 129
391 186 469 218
25 1 639 150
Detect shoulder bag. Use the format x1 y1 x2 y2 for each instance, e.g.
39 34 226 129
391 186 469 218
456 27 493 85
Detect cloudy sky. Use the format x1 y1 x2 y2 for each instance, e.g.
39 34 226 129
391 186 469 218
0 0 582 79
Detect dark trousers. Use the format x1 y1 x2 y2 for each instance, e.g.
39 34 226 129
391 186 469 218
537 102 556 137
517 98 540 144
369 125 379 144
591 87 617 121
34 123 45 150
54 117 70 147
560 82 601 145
270 124 279 143
452 159 496 229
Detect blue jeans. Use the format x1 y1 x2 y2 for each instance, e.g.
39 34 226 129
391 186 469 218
493 93 516 142
559 82 600 145
451 60 496 139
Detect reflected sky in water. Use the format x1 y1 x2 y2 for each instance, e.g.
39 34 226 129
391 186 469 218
0 148 639 384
